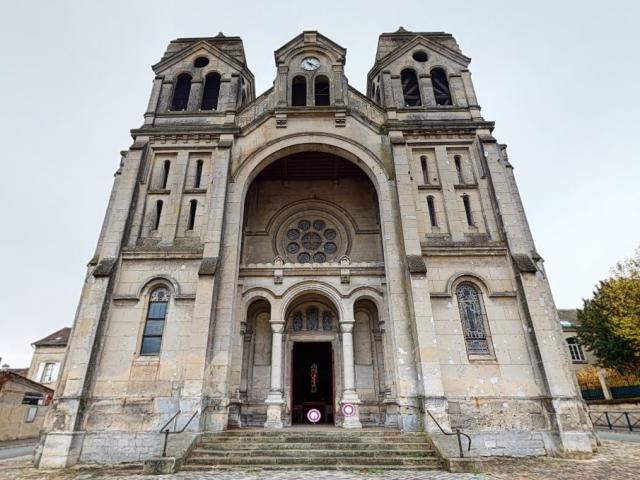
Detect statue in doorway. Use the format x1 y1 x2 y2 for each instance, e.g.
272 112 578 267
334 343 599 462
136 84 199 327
310 363 318 393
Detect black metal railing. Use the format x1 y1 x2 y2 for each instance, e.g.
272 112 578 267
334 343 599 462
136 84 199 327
159 410 199 457
424 408 472 458
589 410 639 432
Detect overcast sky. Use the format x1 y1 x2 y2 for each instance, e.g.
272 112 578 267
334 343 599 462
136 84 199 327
1 0 638 368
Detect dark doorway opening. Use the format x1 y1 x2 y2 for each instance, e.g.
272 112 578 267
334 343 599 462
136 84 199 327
291 342 334 425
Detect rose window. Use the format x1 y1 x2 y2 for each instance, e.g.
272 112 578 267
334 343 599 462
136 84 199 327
282 218 342 263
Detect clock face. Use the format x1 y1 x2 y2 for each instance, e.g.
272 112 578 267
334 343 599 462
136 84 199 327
301 57 320 71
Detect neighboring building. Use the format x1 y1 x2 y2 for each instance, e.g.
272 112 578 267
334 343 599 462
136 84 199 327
0 371 53 441
558 309 597 372
37 29 594 467
27 327 70 390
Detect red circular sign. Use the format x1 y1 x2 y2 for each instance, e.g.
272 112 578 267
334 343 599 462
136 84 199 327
342 403 355 417
307 408 321 423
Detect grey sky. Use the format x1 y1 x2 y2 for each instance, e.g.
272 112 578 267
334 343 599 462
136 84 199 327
1 0 638 368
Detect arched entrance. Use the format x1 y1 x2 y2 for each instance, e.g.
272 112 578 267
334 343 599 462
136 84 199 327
232 148 394 429
283 293 339 425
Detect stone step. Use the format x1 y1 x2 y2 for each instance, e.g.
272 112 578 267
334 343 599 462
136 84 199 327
190 448 435 458
200 435 430 444
195 441 433 451
185 456 440 466
181 464 442 472
206 430 407 437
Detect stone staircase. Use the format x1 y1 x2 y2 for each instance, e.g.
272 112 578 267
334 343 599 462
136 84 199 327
181 429 442 471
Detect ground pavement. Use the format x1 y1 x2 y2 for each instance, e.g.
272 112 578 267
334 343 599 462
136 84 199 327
0 439 638 480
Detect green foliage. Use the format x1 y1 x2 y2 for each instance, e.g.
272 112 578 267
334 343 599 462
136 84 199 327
577 246 640 374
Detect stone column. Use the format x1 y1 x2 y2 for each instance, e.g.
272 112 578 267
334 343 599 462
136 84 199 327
597 368 613 401
340 320 362 429
264 321 285 429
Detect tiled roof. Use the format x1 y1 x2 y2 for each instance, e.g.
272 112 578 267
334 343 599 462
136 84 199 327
32 327 71 347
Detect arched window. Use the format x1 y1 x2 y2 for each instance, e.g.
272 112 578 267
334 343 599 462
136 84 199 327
462 194 474 226
140 287 169 355
431 68 452 106
161 160 171 189
187 199 197 230
314 76 330 106
567 337 586 362
194 159 203 188
420 156 429 185
456 283 491 355
427 196 437 227
201 72 221 110
291 76 307 106
154 200 163 230
374 86 381 105
401 69 421 107
171 74 192 111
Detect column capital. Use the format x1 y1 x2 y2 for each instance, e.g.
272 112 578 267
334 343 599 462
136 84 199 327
339 321 354 333
269 321 285 333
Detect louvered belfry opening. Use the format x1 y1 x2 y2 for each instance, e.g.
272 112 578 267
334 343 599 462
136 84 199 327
431 68 452 105
401 68 421 106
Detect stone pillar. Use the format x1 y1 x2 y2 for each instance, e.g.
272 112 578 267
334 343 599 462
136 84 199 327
449 74 468 107
597 368 613 401
38 144 147 467
188 80 203 111
340 319 362 429
461 70 481 119
275 65 289 106
389 131 450 432
144 76 163 125
419 74 435 107
264 321 285 429
481 137 593 454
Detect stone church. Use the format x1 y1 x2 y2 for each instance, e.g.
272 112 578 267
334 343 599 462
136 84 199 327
37 29 594 467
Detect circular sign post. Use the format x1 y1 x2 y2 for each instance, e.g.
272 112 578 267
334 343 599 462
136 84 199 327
307 408 321 424
342 403 355 417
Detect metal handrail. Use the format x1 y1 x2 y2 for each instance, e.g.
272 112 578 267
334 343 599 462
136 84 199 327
159 410 199 457
424 408 472 458
589 410 638 432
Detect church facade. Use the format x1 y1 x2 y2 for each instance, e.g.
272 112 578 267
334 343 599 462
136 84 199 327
37 29 594 467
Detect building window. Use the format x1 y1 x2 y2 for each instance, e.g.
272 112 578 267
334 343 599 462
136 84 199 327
427 196 437 227
140 287 170 355
154 200 163 230
462 195 474 226
420 156 429 185
22 392 43 406
41 362 58 383
194 160 203 188
292 76 307 106
567 337 586 362
401 69 421 107
201 72 221 110
187 199 197 230
161 160 171 189
314 76 330 106
431 68 452 106
374 86 381 105
456 283 491 355
454 155 464 184
170 74 192 111
25 406 38 423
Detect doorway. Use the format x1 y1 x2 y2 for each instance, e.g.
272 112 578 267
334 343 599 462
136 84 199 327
291 342 334 425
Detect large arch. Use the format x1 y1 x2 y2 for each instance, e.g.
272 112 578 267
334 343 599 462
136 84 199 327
209 133 411 429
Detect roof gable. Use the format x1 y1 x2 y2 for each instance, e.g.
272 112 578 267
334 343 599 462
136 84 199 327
274 31 346 66
369 34 470 78
32 327 71 347
152 40 253 79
